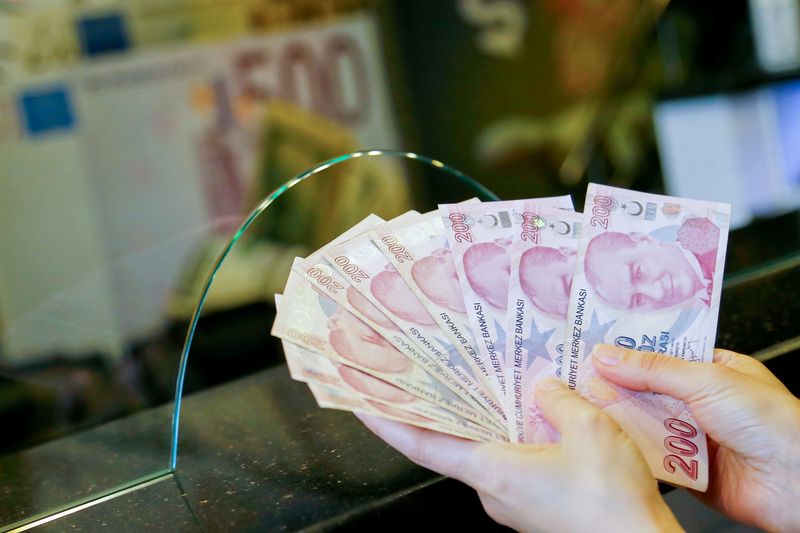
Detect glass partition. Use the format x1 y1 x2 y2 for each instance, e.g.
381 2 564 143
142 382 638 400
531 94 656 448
0 149 498 530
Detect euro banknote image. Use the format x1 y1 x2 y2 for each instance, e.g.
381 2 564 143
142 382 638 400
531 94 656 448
271 183 730 491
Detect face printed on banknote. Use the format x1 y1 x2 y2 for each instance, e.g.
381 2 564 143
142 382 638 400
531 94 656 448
462 240 512 310
368 208 500 409
409 248 467 314
519 245 577 319
369 269 438 326
344 284 400 330
583 229 711 311
335 365 417 403
327 305 412 374
440 197 575 399
505 205 582 443
281 331 505 441
562 183 730 491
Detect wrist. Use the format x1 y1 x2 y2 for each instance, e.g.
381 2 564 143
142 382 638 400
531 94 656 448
760 398 800 532
776 401 800 531
609 493 683 533
642 497 684 533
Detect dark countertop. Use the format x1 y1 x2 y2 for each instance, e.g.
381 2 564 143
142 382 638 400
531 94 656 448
174 366 443 531
2 212 799 532
3 364 504 532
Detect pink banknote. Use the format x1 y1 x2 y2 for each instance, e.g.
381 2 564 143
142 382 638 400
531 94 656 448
563 183 730 490
272 269 503 432
506 205 582 443
440 197 574 400
292 208 506 436
281 337 504 441
368 209 498 403
323 229 506 425
305 382 481 439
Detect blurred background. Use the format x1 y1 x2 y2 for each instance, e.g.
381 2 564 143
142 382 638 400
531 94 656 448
1 0 799 461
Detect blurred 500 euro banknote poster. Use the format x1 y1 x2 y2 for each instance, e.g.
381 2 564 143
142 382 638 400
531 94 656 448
563 183 730 490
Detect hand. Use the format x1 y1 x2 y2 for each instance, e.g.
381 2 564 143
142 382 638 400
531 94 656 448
356 378 682 533
593 344 800 532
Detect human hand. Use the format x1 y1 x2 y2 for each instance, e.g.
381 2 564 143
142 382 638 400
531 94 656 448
357 379 682 533
592 344 800 532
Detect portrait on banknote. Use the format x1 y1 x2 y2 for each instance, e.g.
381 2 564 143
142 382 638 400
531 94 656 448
462 240 512 310
336 365 417 404
518 245 577 319
583 216 720 311
409 248 467 314
327 305 412 373
345 285 399 331
369 269 437 326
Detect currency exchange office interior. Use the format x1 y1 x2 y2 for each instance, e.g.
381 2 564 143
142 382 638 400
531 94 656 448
1 0 799 531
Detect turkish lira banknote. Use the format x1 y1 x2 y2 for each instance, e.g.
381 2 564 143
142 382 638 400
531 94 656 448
281 337 505 441
322 228 506 425
563 183 730 490
272 269 503 433
368 209 497 403
505 204 582 443
272 184 731 493
440 197 573 399
292 210 505 433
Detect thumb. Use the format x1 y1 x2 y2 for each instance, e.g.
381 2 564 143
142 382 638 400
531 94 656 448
591 344 738 404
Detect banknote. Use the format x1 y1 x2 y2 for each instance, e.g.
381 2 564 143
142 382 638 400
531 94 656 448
368 209 500 402
293 237 508 433
323 229 506 424
291 210 507 435
563 183 730 490
292 255 506 435
281 338 505 442
505 205 582 443
0 6 80 81
440 197 574 399
272 269 503 433
306 382 493 441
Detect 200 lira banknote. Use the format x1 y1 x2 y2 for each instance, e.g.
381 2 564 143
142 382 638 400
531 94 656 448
440 197 574 399
272 270 503 433
281 337 505 441
563 183 730 490
505 204 582 443
323 228 506 424
368 209 497 402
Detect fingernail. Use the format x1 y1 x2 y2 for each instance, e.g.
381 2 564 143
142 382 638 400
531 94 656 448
592 344 623 365
536 377 563 392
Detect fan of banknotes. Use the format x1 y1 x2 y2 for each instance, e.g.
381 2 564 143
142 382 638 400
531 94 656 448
271 183 731 491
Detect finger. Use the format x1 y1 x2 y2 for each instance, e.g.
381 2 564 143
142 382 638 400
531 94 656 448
591 344 739 403
535 378 622 445
713 348 785 387
355 413 485 484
